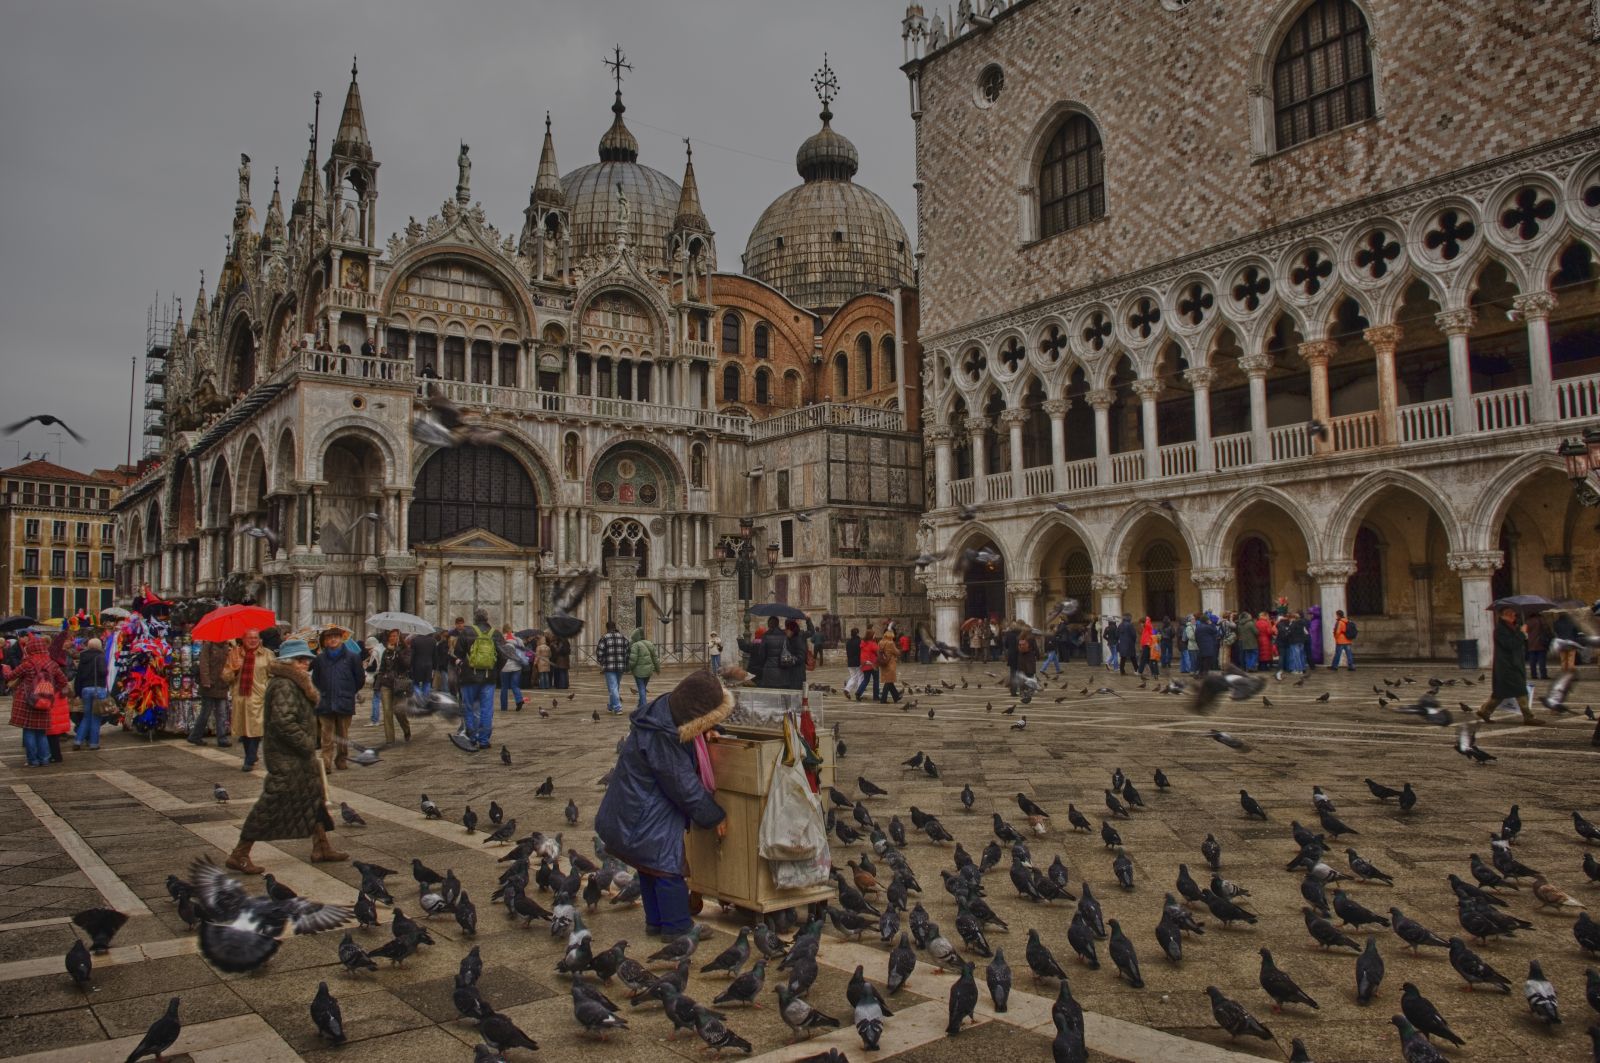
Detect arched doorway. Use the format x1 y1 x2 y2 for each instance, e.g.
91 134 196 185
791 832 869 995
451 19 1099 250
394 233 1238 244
1234 536 1272 615
961 539 1006 625
1141 541 1178 620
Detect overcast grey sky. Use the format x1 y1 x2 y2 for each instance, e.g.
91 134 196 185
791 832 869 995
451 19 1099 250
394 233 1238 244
0 0 917 473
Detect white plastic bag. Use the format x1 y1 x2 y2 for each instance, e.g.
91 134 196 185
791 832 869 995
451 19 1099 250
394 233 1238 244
758 718 828 863
772 848 832 889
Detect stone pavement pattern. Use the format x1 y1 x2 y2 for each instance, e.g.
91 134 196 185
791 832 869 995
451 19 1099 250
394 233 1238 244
1 659 1597 1062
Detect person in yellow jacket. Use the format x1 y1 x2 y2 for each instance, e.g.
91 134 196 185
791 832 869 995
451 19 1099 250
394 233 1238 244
876 631 902 704
223 629 275 772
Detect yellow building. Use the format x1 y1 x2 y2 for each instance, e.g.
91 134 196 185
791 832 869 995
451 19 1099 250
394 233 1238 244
0 460 131 621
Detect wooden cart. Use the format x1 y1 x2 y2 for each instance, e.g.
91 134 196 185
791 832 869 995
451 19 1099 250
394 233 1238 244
684 693 834 916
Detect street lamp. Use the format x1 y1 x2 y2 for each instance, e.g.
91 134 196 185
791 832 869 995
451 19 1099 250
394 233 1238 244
1559 427 1600 507
717 517 778 633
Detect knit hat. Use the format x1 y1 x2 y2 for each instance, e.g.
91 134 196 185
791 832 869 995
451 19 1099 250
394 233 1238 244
277 638 316 660
668 669 735 742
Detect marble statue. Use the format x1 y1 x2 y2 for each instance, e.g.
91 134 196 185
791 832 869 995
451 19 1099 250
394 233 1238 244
237 153 251 203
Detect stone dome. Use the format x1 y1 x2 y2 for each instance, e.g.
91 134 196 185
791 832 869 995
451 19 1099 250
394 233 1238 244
744 110 913 311
561 94 684 271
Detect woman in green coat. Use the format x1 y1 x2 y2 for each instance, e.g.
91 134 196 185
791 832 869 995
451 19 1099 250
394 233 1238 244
627 626 661 714
226 639 345 874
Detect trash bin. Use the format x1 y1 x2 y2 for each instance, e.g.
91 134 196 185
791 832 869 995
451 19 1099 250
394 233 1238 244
683 690 835 916
1454 638 1478 670
1085 642 1103 667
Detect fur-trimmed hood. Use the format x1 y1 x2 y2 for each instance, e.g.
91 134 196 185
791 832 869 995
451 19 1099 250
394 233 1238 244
267 659 319 703
675 687 734 743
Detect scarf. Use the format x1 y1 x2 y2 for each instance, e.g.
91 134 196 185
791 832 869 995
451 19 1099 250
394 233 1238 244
238 646 257 694
691 733 716 793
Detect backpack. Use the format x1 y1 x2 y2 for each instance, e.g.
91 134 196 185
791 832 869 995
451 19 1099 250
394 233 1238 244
466 625 497 671
1342 619 1357 640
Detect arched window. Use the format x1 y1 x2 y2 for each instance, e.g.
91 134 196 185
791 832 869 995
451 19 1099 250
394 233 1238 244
1234 535 1273 615
753 324 769 359
1273 0 1374 150
857 334 874 390
601 518 650 579
785 370 803 406
1039 113 1105 238
409 445 539 547
722 363 741 403
754 368 771 405
881 336 897 383
1062 550 1092 616
721 313 741 354
1346 524 1384 615
1141 541 1178 621
833 353 849 397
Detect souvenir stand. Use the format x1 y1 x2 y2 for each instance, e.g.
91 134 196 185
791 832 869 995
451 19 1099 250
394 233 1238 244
684 688 835 916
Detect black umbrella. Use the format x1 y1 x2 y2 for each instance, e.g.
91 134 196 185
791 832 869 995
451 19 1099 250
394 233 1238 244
1490 594 1558 614
0 615 37 634
748 603 807 620
515 629 541 641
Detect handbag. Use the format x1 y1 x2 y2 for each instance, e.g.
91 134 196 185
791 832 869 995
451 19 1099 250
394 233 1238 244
30 677 57 713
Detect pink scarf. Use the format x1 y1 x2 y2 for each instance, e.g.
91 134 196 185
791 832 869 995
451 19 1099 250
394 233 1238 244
692 733 717 793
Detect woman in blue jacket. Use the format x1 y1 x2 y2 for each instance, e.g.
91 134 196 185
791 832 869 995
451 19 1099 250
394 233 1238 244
595 670 730 937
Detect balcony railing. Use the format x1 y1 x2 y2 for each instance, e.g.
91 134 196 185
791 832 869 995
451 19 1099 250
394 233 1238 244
749 403 904 440
950 478 975 506
1556 373 1600 420
297 349 414 383
1213 432 1252 470
1399 398 1453 443
1158 442 1198 477
418 379 752 436
984 471 1014 502
1474 385 1532 432
1062 457 1097 491
1111 452 1145 484
681 340 717 360
1023 465 1055 496
1329 410 1381 453
1269 424 1313 462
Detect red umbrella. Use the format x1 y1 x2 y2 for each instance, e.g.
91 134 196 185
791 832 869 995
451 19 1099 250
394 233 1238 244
191 605 277 643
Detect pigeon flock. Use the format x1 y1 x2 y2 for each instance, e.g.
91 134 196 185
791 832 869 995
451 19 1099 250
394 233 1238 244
67 659 1600 1063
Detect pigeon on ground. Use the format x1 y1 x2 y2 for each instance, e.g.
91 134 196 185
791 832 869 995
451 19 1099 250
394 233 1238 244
1108 920 1143 988
1334 890 1390 929
985 947 1011 1012
123 997 181 1062
1355 935 1384 1004
573 986 628 1038
1201 834 1223 871
1390 1016 1447 1063
713 959 767 1007
337 932 377 973
1240 790 1268 820
693 1008 753 1054
1027 927 1069 981
1447 936 1511 992
1260 947 1316 1011
777 984 841 1041
462 806 479 833
1525 960 1560 1024
413 858 443 887
1303 907 1359 951
1067 911 1100 969
1201 889 1257 928
65 939 92 990
339 802 365 826
945 961 979 1035
1401 982 1465 1046
1390 907 1449 952
479 1011 540 1053
1345 848 1394 885
263 874 296 903
420 794 442 818
212 783 228 804
887 933 917 993
1206 985 1273 1041
483 819 518 845
310 981 345 1044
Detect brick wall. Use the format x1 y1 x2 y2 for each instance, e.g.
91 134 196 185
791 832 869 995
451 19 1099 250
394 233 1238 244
913 0 1600 338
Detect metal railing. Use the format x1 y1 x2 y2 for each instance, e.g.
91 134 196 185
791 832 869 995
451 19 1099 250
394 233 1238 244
1399 399 1453 443
1329 410 1381 453
1474 385 1532 432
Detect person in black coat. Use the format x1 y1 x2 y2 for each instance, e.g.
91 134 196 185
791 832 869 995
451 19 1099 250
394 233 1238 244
1194 615 1222 674
408 631 437 699
843 628 863 697
1116 615 1138 675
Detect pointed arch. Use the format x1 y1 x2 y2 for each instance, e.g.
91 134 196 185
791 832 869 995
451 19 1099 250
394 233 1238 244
1325 469 1464 558
1102 499 1202 574
1206 485 1323 569
1463 452 1571 553
1019 511 1102 579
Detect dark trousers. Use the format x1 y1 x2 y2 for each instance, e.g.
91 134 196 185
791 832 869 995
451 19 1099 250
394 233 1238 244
1137 647 1159 676
856 671 880 701
878 681 900 703
1526 651 1548 679
552 667 569 689
240 735 261 768
639 872 692 935
1197 654 1218 675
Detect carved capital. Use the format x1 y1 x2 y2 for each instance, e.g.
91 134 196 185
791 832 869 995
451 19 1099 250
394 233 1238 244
1512 291 1557 319
1446 550 1504 576
1237 353 1273 375
926 424 955 444
1130 378 1165 399
1042 398 1071 418
926 584 966 604
998 408 1031 427
1306 560 1359 582
1434 308 1476 337
1087 388 1117 410
1183 367 1217 389
1543 553 1572 573
1362 324 1403 352
1190 568 1233 590
966 417 992 437
1246 82 1268 99
1090 574 1128 593
1005 580 1041 596
1297 340 1337 366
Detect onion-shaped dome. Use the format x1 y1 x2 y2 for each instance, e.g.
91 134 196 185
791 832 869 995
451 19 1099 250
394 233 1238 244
744 105 912 311
560 93 685 271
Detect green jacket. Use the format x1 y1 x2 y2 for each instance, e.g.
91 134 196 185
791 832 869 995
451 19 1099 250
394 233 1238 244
628 635 661 679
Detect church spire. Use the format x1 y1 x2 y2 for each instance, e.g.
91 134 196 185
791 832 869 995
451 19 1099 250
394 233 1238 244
533 112 565 206
190 272 208 334
673 140 708 232
331 57 372 160
597 45 639 163
292 120 317 218
263 167 286 246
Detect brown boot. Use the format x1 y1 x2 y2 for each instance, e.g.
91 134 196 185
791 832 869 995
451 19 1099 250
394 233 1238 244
1520 714 1546 726
225 841 264 875
309 826 348 863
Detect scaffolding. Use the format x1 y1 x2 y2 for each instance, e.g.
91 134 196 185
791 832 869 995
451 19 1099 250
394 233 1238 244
142 297 175 455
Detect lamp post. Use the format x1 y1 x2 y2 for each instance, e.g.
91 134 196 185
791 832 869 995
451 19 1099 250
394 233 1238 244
718 516 778 634
1558 427 1600 507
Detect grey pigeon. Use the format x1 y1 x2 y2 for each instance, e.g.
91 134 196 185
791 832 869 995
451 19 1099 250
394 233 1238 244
123 996 181 1062
1259 947 1316 1011
1390 907 1449 952
1206 985 1272 1041
65 939 92 990
1355 935 1384 1005
1390 1015 1447 1063
1333 889 1389 929
1401 982 1464 1046
1447 936 1510 992
699 926 749 977
713 959 767 1007
985 947 1011 1012
1107 920 1143 988
777 983 841 1039
1525 960 1560 1024
310 981 344 1044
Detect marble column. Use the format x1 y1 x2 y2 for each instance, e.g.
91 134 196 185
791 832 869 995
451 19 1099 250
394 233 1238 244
1001 408 1029 498
1298 340 1336 455
295 576 315 628
1436 309 1475 434
1409 563 1434 657
1088 389 1115 486
928 585 964 653
1043 398 1069 489
928 425 954 509
968 419 991 503
1091 574 1127 623
385 577 402 611
1306 561 1357 660
1514 292 1557 423
606 555 639 630
1363 325 1402 445
1239 353 1272 463
1447 551 1503 664
1543 554 1571 600
1007 579 1040 625
1185 367 1216 472
1190 568 1232 619
1132 377 1162 478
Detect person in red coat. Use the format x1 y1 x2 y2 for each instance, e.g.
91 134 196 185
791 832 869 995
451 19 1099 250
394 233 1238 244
1254 612 1275 672
5 633 69 766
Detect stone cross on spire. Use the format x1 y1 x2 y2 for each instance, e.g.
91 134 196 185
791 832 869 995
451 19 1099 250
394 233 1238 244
812 53 839 121
604 44 632 97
